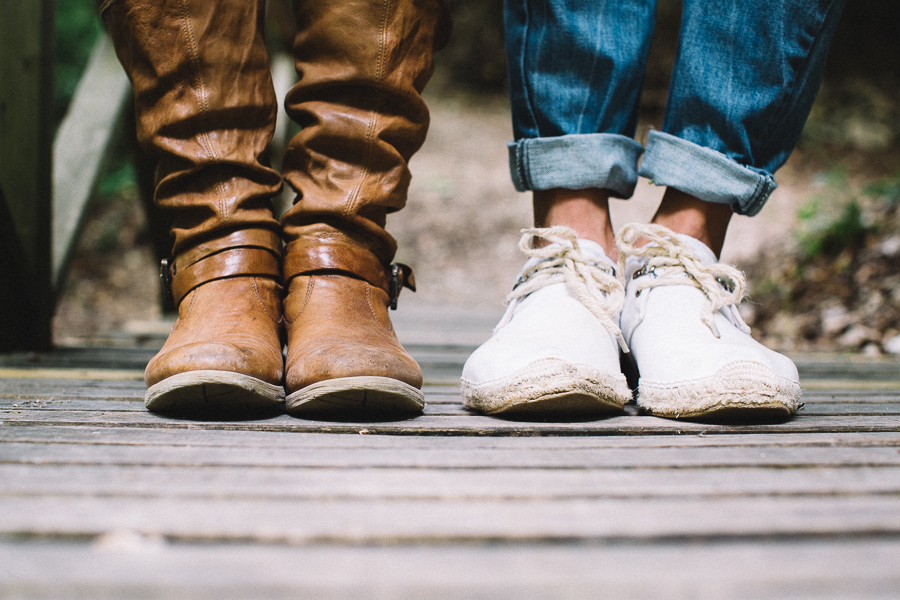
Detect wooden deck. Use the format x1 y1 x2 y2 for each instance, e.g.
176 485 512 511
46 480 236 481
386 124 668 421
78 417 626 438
2 310 900 598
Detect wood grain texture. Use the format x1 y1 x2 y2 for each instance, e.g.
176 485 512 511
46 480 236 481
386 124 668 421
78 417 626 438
3 540 899 600
2 353 900 597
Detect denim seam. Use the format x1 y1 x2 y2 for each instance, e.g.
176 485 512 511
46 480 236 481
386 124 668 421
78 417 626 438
749 178 765 214
517 143 530 190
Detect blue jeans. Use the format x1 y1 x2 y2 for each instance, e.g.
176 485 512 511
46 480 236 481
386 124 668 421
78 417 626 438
505 0 845 216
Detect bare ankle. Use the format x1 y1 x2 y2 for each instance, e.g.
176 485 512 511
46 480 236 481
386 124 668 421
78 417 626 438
533 188 618 259
650 188 732 258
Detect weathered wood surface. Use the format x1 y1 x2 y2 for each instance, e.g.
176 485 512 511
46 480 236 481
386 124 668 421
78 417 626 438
3 540 898 600
1 344 900 598
52 34 132 291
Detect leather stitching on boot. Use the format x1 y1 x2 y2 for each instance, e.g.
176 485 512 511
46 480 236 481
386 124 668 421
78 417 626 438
285 277 315 327
250 278 281 325
364 282 385 328
345 0 392 219
176 0 229 221
176 288 199 330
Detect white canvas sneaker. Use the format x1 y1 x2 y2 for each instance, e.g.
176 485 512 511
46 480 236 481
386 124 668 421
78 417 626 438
461 227 632 416
617 223 802 419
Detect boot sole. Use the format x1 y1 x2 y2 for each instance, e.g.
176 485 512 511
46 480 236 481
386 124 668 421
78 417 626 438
145 370 285 415
286 376 425 417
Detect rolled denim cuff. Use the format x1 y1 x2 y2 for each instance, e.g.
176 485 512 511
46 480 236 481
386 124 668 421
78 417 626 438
508 133 644 198
639 130 777 216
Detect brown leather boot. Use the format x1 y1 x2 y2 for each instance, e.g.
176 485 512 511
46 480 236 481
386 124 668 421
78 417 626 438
102 0 286 414
145 230 285 413
280 0 450 416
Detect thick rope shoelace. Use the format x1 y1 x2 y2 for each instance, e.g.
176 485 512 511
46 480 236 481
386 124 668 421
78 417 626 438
501 226 629 351
616 223 747 338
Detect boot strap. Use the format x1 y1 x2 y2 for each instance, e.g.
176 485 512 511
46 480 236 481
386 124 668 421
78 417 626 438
284 243 415 310
173 229 282 273
164 247 282 307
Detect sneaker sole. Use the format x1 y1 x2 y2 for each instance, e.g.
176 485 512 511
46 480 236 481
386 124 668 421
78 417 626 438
286 376 425 416
462 360 631 417
636 362 802 420
145 370 285 414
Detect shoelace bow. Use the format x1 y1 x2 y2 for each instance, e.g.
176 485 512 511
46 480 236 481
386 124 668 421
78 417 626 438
502 226 629 351
616 223 747 338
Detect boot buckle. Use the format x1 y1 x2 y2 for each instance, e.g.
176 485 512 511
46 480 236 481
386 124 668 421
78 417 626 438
160 258 175 304
388 263 416 310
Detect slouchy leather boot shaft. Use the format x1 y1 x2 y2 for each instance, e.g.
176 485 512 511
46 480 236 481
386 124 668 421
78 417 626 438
280 0 451 264
102 0 286 414
101 0 283 255
280 0 449 414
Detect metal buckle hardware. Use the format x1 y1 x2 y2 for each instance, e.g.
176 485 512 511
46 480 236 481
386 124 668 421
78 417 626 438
160 258 175 305
388 263 415 310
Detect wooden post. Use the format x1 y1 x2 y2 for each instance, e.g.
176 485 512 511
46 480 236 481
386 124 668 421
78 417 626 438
0 0 55 351
52 34 131 291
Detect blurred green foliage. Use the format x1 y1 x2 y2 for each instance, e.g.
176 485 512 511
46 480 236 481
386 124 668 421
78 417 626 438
797 199 867 260
865 172 900 207
96 160 137 199
55 0 103 125
794 169 900 262
795 169 865 260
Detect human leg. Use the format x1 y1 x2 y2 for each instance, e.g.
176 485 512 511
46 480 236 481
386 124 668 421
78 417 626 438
641 0 846 218
279 0 450 416
461 0 660 416
505 0 655 198
619 0 846 418
102 0 286 414
650 189 732 258
533 188 617 257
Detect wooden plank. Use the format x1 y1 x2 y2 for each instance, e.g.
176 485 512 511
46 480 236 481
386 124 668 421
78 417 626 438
4 407 900 436
0 0 54 351
4 464 900 500
2 539 898 600
3 495 900 543
2 383 900 410
794 356 900 381
0 368 145 382
0 347 158 370
52 34 133 290
4 425 900 450
4 400 900 419
4 440 900 469
804 380 900 391
5 396 900 416
2 382 898 406
796 403 900 415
